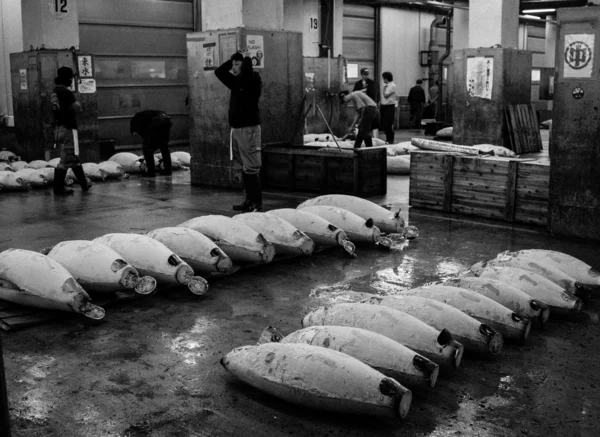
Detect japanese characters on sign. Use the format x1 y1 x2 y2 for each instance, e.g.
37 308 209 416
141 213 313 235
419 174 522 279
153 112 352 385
77 55 93 78
563 34 595 79
203 42 216 71
19 69 28 91
466 56 493 100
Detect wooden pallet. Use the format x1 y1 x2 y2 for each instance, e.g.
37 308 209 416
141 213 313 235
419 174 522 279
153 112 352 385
0 292 141 332
504 104 543 154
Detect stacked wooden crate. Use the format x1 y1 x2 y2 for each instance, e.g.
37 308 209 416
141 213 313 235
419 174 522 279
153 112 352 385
262 143 387 197
409 151 549 226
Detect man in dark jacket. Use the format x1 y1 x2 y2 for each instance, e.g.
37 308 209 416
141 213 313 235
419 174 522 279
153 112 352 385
408 79 426 129
353 67 376 101
215 49 263 212
51 66 90 195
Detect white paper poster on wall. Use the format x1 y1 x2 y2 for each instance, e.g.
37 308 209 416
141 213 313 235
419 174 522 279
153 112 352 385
563 34 595 78
78 78 96 94
19 69 27 91
246 35 264 68
466 56 493 99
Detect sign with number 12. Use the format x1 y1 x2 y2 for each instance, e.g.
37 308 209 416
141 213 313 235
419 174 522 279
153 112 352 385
49 0 69 18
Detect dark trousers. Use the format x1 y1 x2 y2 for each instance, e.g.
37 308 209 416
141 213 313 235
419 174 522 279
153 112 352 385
354 106 380 149
410 103 423 129
142 114 172 175
380 104 396 144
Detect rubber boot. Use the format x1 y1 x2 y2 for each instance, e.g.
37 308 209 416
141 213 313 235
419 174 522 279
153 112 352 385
72 165 91 192
53 168 74 196
142 148 156 177
160 148 172 175
233 172 252 211
247 173 263 212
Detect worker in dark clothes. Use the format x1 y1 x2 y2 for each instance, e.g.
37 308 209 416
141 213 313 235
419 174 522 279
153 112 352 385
215 49 263 213
353 67 376 101
408 79 426 129
130 110 172 177
51 66 90 195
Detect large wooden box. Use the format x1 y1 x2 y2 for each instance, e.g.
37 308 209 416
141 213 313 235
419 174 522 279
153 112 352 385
409 151 549 226
262 143 387 197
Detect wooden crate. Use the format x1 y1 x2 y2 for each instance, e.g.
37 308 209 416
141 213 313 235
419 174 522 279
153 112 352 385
409 151 549 226
262 143 387 197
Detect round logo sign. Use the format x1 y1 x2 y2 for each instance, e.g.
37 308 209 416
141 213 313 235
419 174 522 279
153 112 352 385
565 41 592 70
572 87 584 99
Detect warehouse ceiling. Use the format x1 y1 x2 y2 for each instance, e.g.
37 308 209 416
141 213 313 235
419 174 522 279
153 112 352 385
344 0 590 15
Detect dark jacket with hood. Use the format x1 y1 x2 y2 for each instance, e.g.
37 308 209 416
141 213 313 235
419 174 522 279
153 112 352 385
215 57 262 128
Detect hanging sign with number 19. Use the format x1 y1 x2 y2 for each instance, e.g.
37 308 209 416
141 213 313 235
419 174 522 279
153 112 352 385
49 0 69 18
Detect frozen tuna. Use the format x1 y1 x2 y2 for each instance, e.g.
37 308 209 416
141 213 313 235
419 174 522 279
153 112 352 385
98 161 125 179
302 302 464 369
364 295 503 356
108 152 144 173
0 150 17 162
0 248 104 319
298 194 405 234
259 325 439 390
82 163 107 181
267 208 356 256
14 169 49 188
406 284 531 343
172 151 191 167
43 240 156 295
146 227 235 276
445 276 549 325
501 249 600 291
178 215 275 265
0 171 29 191
468 265 582 313
298 205 391 248
94 233 208 295
10 161 30 171
0 163 12 172
472 251 585 297
221 343 413 419
28 160 51 169
47 158 60 168
36 167 74 186
232 212 315 257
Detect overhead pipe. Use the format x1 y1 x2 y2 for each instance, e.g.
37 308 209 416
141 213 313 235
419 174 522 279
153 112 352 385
428 13 446 81
436 9 452 122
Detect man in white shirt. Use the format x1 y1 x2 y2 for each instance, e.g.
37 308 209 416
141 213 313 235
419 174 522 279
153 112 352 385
339 90 380 149
380 71 397 144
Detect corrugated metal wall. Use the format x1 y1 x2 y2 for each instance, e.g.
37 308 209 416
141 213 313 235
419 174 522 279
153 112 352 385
78 0 193 148
343 4 375 82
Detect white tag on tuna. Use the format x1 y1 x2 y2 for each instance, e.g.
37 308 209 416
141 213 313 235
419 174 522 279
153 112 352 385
73 129 80 155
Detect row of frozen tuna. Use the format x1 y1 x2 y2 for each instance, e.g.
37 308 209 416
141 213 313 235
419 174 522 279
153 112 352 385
220 248 599 420
0 151 191 191
0 194 413 320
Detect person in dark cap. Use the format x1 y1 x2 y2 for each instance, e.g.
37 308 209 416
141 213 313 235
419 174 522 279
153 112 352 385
129 110 173 177
215 48 263 213
51 66 90 195
353 67 376 101
408 79 426 129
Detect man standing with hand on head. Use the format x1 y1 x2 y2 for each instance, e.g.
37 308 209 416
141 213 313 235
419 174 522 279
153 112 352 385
216 49 264 212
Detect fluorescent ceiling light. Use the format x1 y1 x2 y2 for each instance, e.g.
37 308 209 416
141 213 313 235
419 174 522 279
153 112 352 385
522 8 556 13
521 14 542 19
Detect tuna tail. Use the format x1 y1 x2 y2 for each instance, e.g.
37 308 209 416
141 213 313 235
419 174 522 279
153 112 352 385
402 225 420 240
376 235 393 249
257 326 284 345
134 276 157 295
336 233 356 257
40 245 56 255
187 276 209 296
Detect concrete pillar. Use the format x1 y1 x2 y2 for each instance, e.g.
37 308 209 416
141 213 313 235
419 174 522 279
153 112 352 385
452 2 469 51
0 0 23 124
21 0 79 50
468 0 519 49
202 0 284 31
545 17 557 68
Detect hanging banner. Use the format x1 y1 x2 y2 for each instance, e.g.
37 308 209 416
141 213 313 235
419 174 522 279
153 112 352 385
246 35 264 68
203 42 216 70
466 56 493 100
563 33 594 78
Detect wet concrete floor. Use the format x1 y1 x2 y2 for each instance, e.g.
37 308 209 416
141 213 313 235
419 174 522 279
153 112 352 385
1 145 599 437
